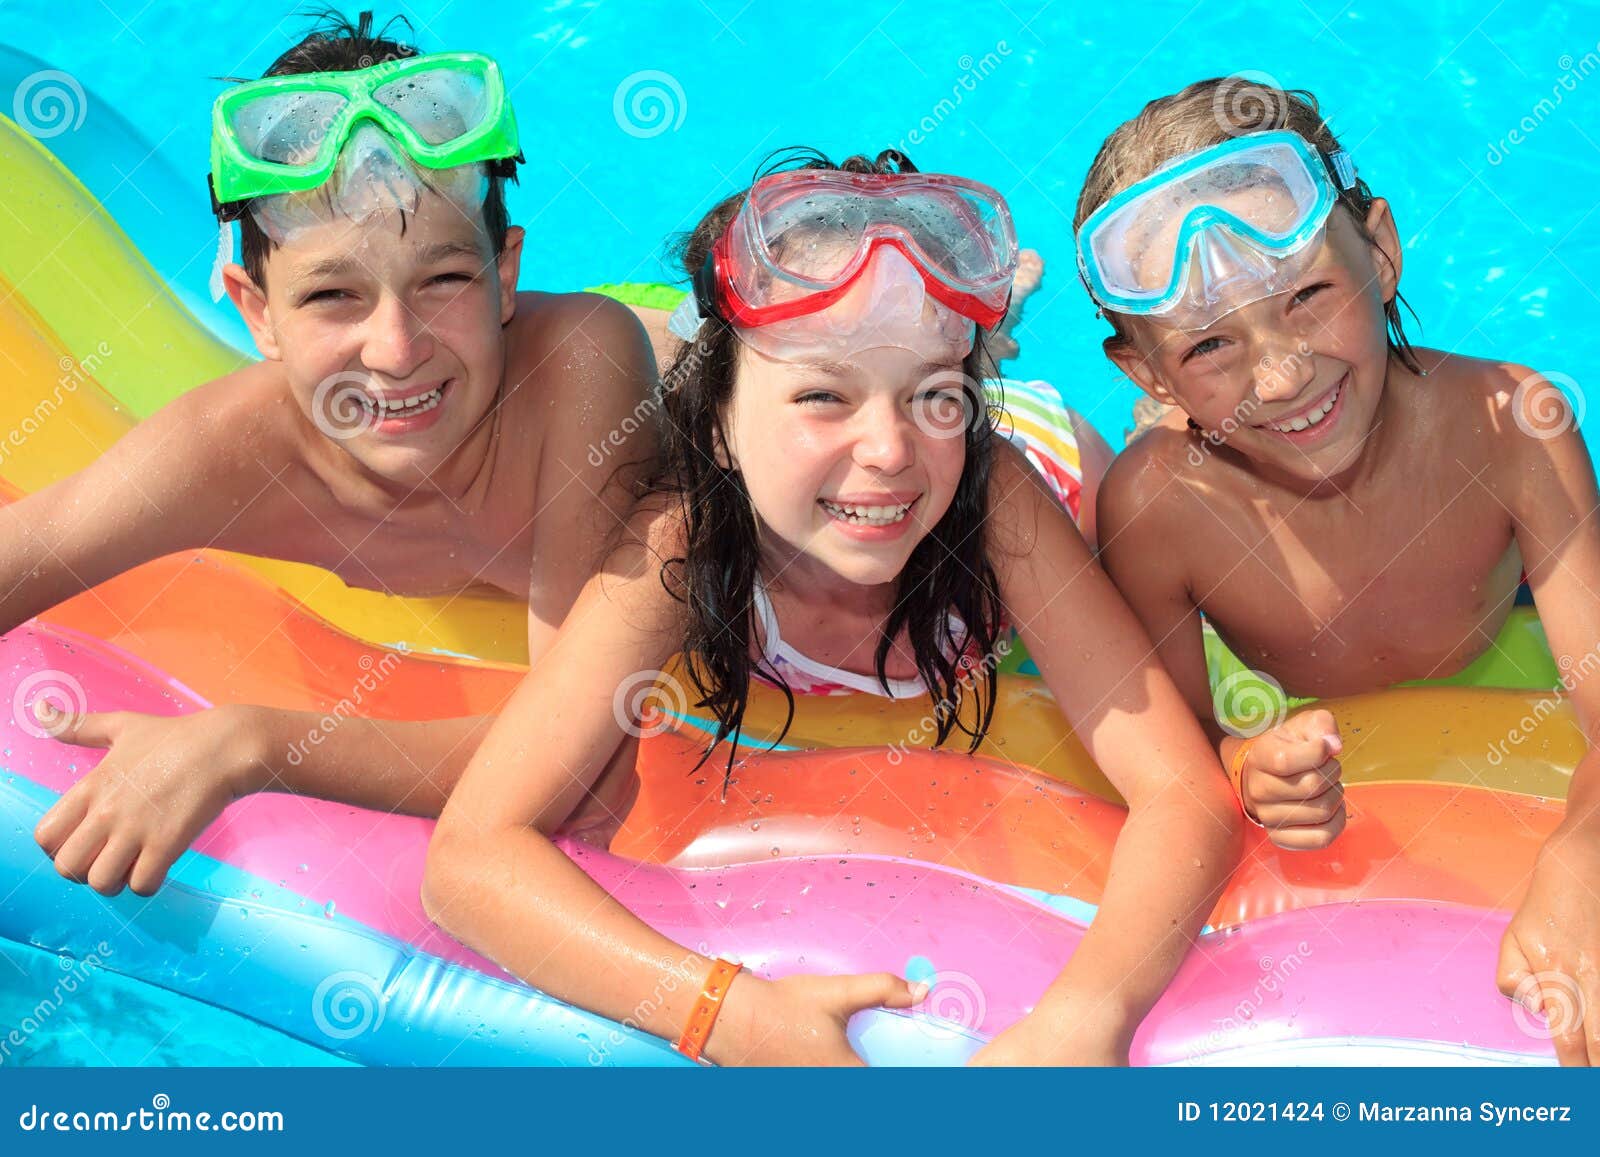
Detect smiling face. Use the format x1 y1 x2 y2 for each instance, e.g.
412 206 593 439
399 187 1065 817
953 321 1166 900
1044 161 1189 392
720 335 973 591
226 188 523 486
1111 201 1403 485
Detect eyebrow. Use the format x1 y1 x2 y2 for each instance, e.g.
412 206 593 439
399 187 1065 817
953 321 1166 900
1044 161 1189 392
287 239 488 288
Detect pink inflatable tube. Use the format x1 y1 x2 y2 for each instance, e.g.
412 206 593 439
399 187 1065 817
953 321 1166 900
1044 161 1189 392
0 624 1555 1065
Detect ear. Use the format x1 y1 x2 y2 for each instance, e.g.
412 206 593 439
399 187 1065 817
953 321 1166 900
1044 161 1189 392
1363 198 1403 305
496 225 525 326
1104 334 1178 407
223 263 280 360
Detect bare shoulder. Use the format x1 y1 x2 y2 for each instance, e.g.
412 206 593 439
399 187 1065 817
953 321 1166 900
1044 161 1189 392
592 492 689 639
505 291 654 400
118 360 303 479
1096 422 1211 542
1412 348 1587 469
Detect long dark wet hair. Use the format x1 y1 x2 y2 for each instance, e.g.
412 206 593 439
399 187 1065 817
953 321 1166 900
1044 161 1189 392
650 147 1008 787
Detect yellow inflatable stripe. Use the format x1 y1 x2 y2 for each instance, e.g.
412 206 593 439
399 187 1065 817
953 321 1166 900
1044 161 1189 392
0 114 248 419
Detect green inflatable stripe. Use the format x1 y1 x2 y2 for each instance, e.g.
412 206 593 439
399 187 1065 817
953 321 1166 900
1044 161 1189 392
584 282 688 311
1001 606 1560 695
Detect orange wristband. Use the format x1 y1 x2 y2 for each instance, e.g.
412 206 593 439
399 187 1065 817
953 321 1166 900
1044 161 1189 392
1228 739 1265 826
676 958 742 1063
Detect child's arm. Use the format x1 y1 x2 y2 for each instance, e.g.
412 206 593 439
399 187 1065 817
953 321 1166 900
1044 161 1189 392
1495 370 1600 1066
0 365 289 635
1096 449 1346 850
423 504 921 1066
973 442 1243 1065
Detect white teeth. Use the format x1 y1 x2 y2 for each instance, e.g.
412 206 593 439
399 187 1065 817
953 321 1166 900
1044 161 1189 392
820 499 914 526
366 385 444 417
1268 386 1339 433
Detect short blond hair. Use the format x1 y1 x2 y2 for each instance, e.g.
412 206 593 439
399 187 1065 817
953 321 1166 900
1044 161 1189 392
1075 76 1418 370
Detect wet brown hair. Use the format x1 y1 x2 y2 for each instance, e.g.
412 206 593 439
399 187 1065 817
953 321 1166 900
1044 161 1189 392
1075 76 1419 372
652 147 1007 787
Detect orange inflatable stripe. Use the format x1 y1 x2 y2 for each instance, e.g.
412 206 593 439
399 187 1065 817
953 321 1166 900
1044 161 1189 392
618 732 1559 926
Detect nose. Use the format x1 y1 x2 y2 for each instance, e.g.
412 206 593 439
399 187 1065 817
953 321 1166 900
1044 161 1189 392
851 397 917 475
1252 338 1316 403
360 294 433 380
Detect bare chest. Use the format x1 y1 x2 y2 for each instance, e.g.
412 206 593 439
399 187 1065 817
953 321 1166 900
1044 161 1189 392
1191 488 1520 696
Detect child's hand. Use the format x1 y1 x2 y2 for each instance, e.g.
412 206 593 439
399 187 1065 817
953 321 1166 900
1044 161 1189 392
1239 709 1346 850
968 998 1132 1066
1497 825 1600 1066
32 704 267 896
704 971 926 1066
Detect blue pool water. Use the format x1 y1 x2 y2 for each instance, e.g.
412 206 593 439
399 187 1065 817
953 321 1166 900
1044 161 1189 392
2 0 1598 1066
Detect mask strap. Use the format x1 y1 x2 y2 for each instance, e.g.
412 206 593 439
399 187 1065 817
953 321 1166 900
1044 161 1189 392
208 217 234 302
